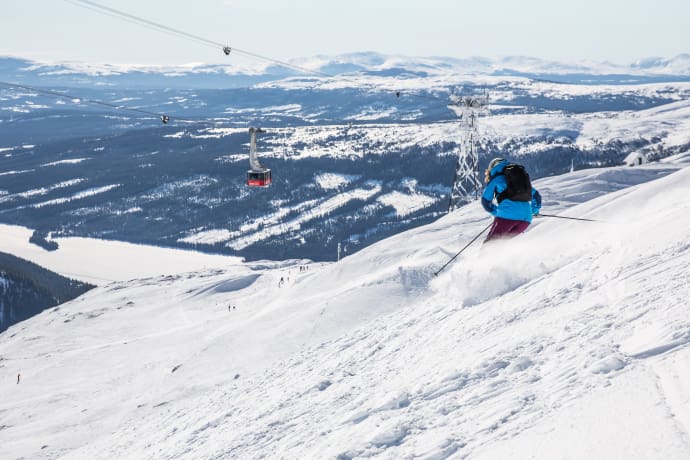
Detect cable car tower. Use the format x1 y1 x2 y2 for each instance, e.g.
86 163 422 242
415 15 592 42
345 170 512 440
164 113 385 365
448 93 489 212
246 127 272 187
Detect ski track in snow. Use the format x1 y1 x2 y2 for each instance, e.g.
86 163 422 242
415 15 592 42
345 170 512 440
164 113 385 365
2 158 690 459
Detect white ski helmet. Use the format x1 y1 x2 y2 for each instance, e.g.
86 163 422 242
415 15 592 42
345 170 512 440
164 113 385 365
488 157 506 170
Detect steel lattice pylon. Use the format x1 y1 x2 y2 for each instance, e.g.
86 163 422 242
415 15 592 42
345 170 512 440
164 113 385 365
448 94 488 212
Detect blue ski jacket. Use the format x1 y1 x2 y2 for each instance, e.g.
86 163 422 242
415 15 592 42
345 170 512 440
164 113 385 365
481 160 542 223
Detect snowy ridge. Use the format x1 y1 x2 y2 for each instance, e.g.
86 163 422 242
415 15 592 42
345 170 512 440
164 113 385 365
1 157 690 458
5 52 690 81
0 179 86 203
31 184 121 209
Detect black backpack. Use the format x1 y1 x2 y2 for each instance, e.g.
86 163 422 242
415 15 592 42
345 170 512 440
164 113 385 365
496 163 532 203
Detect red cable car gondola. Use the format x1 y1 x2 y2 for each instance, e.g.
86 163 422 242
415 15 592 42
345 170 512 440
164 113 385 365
246 127 272 187
247 169 272 187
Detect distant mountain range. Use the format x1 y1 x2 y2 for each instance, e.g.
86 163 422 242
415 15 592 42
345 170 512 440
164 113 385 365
2 53 690 89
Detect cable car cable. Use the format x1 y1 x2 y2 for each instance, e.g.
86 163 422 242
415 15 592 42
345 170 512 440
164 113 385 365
2 79 466 191
63 0 216 50
0 80 221 126
1 79 461 132
63 0 451 106
64 0 222 50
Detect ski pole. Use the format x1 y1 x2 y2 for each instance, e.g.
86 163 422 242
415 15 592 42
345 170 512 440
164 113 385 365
538 213 601 223
434 222 492 277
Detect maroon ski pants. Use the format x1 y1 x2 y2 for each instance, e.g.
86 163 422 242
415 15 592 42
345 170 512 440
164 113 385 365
484 217 530 243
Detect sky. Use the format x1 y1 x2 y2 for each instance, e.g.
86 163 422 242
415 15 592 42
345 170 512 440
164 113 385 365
1 0 689 66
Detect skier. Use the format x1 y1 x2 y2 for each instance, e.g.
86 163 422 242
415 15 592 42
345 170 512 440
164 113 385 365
17 373 20 384
481 157 541 242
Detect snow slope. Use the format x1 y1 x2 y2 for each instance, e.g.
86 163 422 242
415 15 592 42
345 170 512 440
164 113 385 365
1 156 690 459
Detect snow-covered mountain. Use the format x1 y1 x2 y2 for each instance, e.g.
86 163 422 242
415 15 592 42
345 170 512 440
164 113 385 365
3 58 690 262
1 153 689 459
3 53 690 89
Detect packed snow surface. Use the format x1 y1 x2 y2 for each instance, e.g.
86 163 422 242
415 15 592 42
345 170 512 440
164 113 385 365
1 156 690 459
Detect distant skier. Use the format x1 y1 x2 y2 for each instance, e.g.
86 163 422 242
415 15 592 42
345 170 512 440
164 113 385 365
17 373 20 384
481 157 541 242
